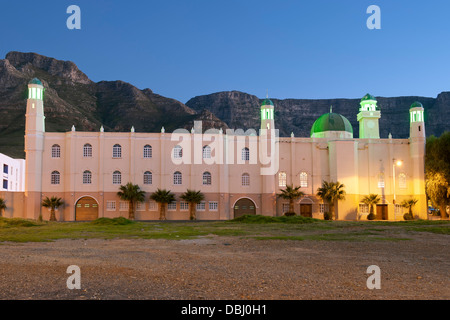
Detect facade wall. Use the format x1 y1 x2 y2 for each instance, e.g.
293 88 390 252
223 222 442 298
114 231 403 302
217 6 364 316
0 153 25 192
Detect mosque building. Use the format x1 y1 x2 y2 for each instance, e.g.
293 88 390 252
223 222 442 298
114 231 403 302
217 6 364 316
1 78 428 221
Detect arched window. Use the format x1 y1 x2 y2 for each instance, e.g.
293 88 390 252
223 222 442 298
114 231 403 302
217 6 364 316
173 171 182 185
242 173 250 186
300 172 308 188
203 172 212 185
51 171 60 185
279 172 287 187
51 145 61 158
144 171 152 185
113 144 122 158
83 144 92 158
203 145 211 159
241 147 250 161
113 171 121 185
144 145 152 158
173 145 183 159
83 170 92 184
399 173 407 189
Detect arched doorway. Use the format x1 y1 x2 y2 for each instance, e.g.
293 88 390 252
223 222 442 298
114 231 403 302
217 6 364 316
75 197 99 221
233 198 256 218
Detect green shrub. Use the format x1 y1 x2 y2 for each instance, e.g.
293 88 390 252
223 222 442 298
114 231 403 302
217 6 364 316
231 215 321 224
0 217 39 228
403 213 414 221
90 217 134 225
284 212 296 216
367 212 376 220
323 212 332 220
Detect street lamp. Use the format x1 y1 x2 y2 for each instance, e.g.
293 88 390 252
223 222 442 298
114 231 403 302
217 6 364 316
392 159 403 205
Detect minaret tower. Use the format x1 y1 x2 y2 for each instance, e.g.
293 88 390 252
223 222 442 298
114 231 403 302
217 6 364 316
409 101 427 219
260 97 275 131
24 78 45 220
357 93 381 139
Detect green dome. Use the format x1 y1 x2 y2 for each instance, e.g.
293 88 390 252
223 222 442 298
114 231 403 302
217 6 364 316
361 93 376 101
261 98 274 106
410 101 423 109
311 113 353 136
29 78 42 85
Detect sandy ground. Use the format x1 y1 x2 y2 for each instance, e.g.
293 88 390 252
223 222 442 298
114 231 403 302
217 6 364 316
0 232 448 300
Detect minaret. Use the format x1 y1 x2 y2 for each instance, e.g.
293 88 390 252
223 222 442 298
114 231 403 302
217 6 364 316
260 97 275 131
409 101 427 219
357 93 381 139
24 78 45 220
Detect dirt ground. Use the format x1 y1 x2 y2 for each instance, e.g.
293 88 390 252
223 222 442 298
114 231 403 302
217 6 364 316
0 231 448 300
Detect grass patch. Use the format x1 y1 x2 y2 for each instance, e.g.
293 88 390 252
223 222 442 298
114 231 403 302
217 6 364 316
230 215 324 224
0 217 40 228
90 217 134 225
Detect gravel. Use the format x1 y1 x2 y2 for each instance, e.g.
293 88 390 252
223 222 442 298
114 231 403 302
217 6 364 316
0 232 448 300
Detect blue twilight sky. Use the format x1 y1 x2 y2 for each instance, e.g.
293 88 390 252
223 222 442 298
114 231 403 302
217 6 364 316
0 0 449 103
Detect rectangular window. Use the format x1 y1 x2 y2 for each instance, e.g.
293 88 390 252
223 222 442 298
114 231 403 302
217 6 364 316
3 164 8 174
209 201 218 211
319 204 329 214
359 204 369 214
119 201 129 211
395 204 403 215
168 202 177 211
136 202 145 211
3 179 8 190
148 201 157 211
278 172 287 187
180 201 189 211
106 201 116 211
282 203 290 213
196 201 206 211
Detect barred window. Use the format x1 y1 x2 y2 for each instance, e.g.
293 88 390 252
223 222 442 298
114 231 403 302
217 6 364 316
209 201 218 211
51 145 61 158
279 172 287 187
173 145 183 159
119 201 129 211
282 203 290 213
168 202 177 211
241 147 250 161
319 203 329 214
144 171 152 185
203 172 211 185
173 171 182 185
148 201 157 211
242 173 250 186
83 144 92 158
203 145 211 159
300 172 308 188
180 201 189 211
51 171 60 185
83 170 92 184
106 201 116 211
196 201 206 211
144 145 152 158
113 171 121 185
359 204 369 214
113 144 122 158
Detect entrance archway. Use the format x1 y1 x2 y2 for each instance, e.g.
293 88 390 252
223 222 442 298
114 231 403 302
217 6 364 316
75 196 99 221
233 198 256 218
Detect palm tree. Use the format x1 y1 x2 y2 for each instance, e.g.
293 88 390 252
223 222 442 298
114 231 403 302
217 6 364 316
117 182 146 220
0 198 6 217
150 188 176 220
180 189 205 220
361 194 381 220
401 198 418 220
41 196 64 222
278 185 304 216
316 181 346 220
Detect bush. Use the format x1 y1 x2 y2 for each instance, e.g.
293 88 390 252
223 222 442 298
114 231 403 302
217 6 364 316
403 213 414 221
284 212 296 216
323 212 332 220
231 215 321 224
90 217 134 225
367 212 376 220
0 217 39 228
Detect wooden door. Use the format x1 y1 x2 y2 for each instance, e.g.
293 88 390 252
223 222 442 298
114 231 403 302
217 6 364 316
234 198 256 218
300 204 313 217
76 197 99 221
376 204 388 220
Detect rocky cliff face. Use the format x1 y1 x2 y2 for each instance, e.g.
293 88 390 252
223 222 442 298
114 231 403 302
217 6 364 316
0 51 448 159
0 52 228 158
186 92 448 139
